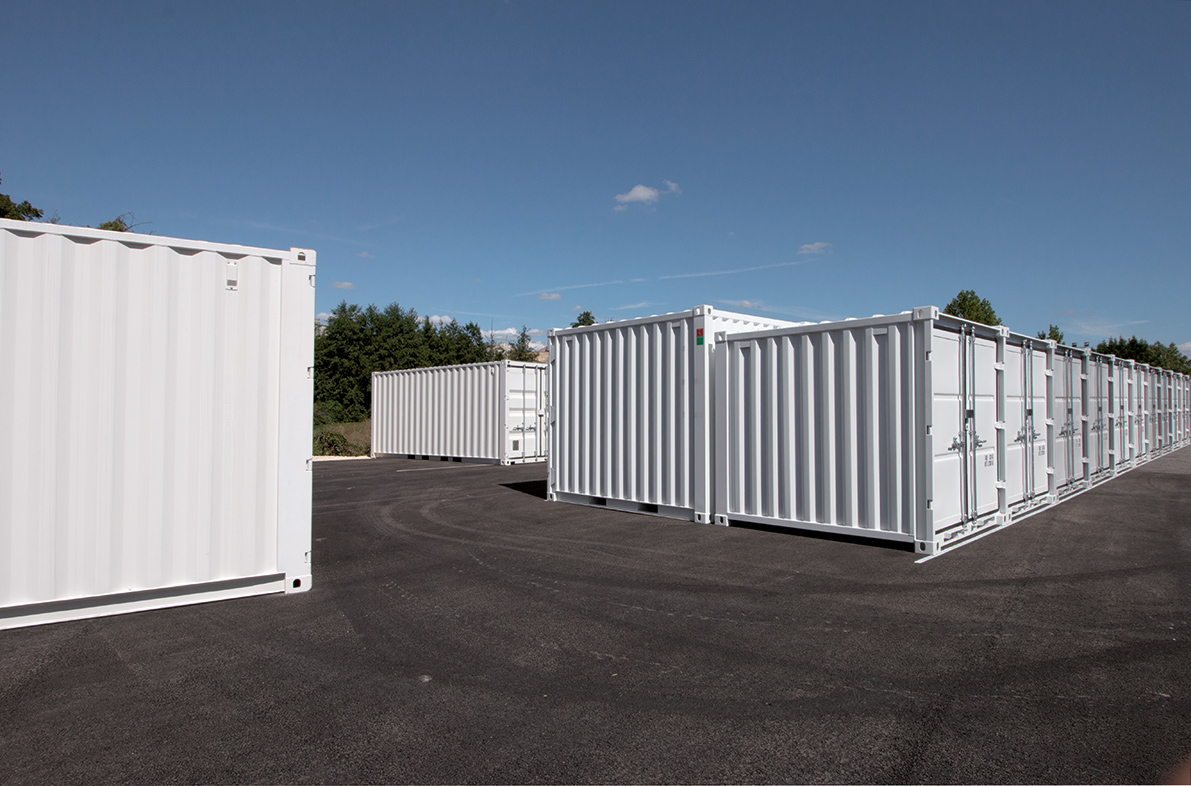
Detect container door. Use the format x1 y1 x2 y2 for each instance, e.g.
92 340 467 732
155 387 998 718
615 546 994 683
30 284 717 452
971 334 999 516
506 364 543 461
1003 341 1045 507
1139 368 1149 453
934 326 998 528
1087 358 1109 475
1117 362 1130 463
1003 343 1027 506
1029 345 1049 495
1116 361 1133 465
1008 342 1047 504
1052 352 1071 488
1053 350 1083 489
1135 369 1145 458
931 330 964 529
1163 373 1174 449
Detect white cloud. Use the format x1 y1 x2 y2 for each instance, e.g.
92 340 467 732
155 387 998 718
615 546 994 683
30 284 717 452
797 242 833 255
1061 313 1150 341
316 312 331 323
613 180 681 211
615 184 661 205
1179 341 1191 357
428 315 453 326
356 251 375 259
571 305 584 312
539 292 561 301
613 302 653 311
516 279 624 297
719 300 840 323
484 327 546 349
660 260 808 280
333 281 356 289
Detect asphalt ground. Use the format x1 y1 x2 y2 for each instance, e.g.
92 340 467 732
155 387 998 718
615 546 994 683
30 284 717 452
2 449 1190 785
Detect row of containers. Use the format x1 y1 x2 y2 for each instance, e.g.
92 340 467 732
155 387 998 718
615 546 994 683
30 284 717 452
546 306 1190 555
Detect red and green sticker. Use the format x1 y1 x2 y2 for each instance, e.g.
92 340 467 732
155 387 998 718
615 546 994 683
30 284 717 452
696 328 704 346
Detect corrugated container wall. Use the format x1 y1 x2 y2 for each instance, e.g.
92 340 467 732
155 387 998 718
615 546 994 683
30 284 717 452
371 361 547 464
0 219 315 629
713 307 1190 554
547 306 798 522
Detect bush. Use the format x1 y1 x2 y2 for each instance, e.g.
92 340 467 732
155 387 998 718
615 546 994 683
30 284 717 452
313 430 366 456
313 400 349 427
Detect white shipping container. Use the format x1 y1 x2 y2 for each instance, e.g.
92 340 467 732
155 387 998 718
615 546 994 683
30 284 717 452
713 307 1190 555
371 360 547 464
547 306 799 522
0 219 315 629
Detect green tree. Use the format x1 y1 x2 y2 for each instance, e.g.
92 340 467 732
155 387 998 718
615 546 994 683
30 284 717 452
508 326 538 362
1036 325 1064 344
313 302 372 421
1 174 141 228
0 174 44 221
313 301 497 423
1094 335 1191 375
486 332 507 362
1151 342 1191 375
97 213 134 232
943 290 1001 326
437 320 490 366
570 310 596 328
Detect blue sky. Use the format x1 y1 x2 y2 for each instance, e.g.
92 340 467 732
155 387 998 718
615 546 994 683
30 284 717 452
5 0 1189 351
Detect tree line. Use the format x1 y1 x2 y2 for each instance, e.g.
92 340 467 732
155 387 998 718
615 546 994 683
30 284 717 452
314 301 540 423
943 290 1190 375
1 173 137 230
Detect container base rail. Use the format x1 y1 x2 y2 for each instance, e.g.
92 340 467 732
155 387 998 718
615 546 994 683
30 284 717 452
548 490 710 523
713 480 1087 557
372 452 545 466
0 573 303 631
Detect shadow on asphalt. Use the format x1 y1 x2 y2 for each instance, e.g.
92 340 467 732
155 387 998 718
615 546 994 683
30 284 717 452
498 477 916 553
501 478 549 499
726 518 918 552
